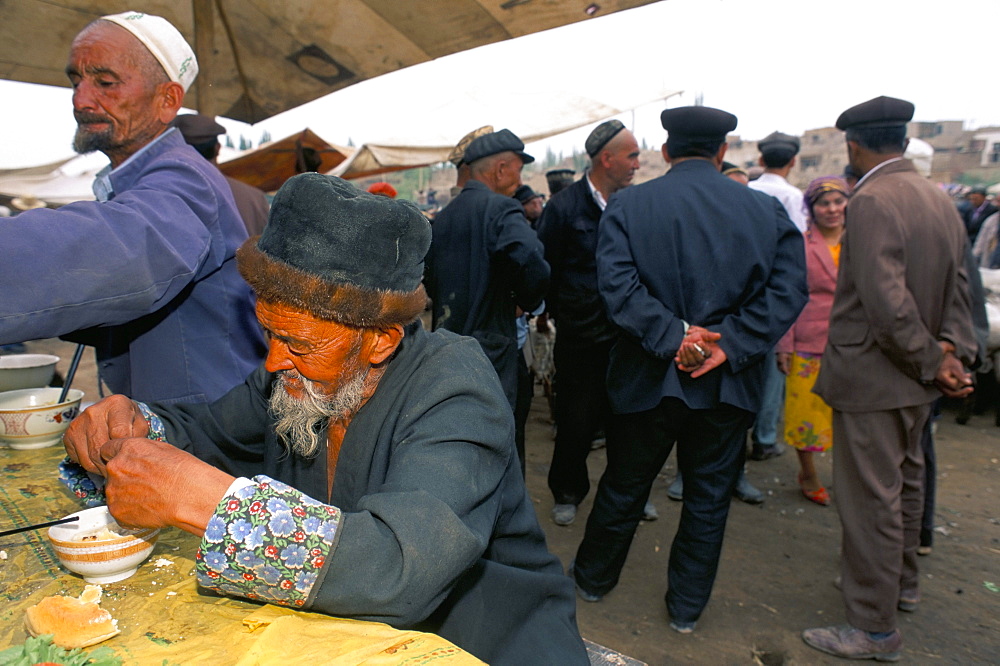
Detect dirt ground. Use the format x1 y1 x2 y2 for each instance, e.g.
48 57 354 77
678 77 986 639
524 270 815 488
19 339 1000 665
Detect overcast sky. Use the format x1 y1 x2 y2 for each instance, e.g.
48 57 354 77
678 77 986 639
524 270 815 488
1 0 997 169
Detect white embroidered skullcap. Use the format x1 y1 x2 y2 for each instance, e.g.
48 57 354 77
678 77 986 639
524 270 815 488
100 11 199 92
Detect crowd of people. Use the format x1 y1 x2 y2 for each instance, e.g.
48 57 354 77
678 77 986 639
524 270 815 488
0 10 986 664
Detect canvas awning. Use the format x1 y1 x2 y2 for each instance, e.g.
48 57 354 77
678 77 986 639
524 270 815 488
0 0 662 124
219 129 352 192
332 87 683 179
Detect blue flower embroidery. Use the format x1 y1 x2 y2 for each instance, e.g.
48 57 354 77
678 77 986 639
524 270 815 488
268 511 296 537
280 545 307 568
295 572 317 592
235 551 264 569
318 520 339 540
234 484 257 500
202 550 228 573
260 565 283 585
228 519 252 541
204 515 227 543
266 497 292 514
244 525 267 549
302 516 322 535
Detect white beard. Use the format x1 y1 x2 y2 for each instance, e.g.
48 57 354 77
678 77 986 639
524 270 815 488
268 368 367 457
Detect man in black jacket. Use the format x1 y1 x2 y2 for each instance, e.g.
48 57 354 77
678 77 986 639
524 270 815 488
536 120 640 526
424 129 549 430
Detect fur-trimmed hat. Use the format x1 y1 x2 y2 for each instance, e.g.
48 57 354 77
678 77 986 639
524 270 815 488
237 173 430 328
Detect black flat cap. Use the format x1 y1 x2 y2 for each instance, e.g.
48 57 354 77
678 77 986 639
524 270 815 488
513 184 542 204
463 129 535 165
172 113 226 144
448 125 494 166
758 131 800 157
661 106 738 140
585 120 626 157
546 168 575 179
836 96 914 130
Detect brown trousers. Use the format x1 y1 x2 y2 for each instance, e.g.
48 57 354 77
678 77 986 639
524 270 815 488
833 404 929 632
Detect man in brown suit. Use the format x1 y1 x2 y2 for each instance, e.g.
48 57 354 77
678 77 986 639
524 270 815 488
803 96 976 660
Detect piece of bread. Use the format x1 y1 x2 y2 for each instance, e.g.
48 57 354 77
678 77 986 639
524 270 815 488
24 585 120 649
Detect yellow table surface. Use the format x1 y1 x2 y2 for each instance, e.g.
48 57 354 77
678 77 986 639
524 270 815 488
0 445 484 665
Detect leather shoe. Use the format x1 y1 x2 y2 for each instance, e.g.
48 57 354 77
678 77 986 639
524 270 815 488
897 590 920 613
667 475 683 501
641 501 658 521
567 562 602 602
669 619 696 634
551 503 577 526
734 474 764 504
802 625 901 661
749 443 783 461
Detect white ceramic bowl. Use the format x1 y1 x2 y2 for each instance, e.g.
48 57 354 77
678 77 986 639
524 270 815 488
0 387 84 449
0 354 59 391
48 506 159 584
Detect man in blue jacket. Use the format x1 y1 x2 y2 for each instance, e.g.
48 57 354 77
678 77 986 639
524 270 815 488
0 11 264 403
572 106 808 633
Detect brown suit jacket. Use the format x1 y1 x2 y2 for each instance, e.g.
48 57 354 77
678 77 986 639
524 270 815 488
814 159 976 412
225 175 270 238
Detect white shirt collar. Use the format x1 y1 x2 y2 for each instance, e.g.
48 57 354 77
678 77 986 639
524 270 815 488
586 172 607 211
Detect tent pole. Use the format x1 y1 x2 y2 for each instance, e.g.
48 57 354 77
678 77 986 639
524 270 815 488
192 0 215 117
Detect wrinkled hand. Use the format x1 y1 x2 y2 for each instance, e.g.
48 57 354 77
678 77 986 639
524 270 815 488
934 343 973 399
776 352 792 376
100 437 234 536
64 395 148 476
675 326 727 379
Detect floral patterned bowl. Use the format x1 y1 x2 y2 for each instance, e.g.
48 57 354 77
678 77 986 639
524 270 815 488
0 387 83 450
49 506 159 584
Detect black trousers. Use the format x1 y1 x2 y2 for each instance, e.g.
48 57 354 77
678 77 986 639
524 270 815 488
919 400 940 547
573 397 754 623
547 338 614 505
513 351 532 478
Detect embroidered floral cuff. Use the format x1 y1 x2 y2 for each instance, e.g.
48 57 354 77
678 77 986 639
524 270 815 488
135 402 166 441
195 475 341 607
58 458 106 508
57 402 166 508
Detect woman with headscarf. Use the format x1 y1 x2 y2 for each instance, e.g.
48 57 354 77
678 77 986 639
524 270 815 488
776 176 849 505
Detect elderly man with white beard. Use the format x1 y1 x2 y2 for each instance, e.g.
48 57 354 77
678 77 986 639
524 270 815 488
61 173 589 666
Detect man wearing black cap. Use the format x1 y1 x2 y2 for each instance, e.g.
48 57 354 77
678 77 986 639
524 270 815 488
804 96 976 661
424 129 550 431
745 131 807 464
513 184 545 227
444 125 494 204
536 119 643 527
963 186 997 242
546 168 576 197
173 113 270 237
63 173 589 665
571 106 807 633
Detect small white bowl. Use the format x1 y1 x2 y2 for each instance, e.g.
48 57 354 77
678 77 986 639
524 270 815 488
0 387 84 449
0 354 60 391
48 506 159 584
